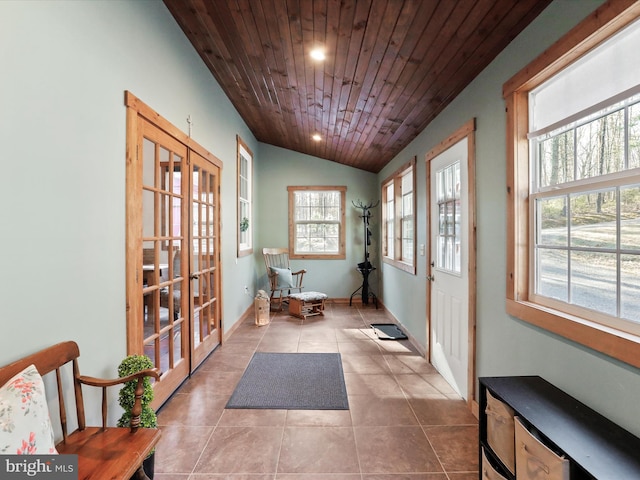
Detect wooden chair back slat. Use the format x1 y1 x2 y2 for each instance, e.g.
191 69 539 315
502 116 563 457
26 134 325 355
73 358 86 431
55 367 69 441
101 387 108 428
263 247 291 272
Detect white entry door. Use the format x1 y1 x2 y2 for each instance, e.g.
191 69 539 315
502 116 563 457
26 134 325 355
429 138 470 399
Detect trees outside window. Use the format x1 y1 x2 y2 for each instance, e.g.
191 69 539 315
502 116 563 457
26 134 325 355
530 96 640 328
504 4 640 368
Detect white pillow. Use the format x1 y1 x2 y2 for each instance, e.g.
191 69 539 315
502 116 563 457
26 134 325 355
0 364 58 454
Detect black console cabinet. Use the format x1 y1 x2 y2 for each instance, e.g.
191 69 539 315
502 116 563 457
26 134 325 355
479 376 640 480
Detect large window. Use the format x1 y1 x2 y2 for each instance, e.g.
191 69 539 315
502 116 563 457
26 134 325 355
504 3 640 368
237 136 253 257
288 186 346 259
382 158 416 274
530 96 640 329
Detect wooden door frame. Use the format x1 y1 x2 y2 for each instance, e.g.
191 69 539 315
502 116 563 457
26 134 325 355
425 118 477 414
125 91 224 406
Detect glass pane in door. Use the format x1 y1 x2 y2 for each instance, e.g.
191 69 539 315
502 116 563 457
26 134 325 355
141 132 186 380
190 156 221 368
436 161 462 274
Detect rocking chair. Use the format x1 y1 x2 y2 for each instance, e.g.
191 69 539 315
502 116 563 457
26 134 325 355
263 247 306 311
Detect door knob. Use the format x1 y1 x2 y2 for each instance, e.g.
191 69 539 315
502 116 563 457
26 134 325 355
427 275 435 282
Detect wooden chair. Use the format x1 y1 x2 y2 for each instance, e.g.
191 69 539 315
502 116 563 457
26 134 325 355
263 247 306 311
0 341 161 480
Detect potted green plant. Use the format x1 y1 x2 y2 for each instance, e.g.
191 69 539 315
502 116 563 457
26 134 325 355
240 216 249 232
117 354 157 479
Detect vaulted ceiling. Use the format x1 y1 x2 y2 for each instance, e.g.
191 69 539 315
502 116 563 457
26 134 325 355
163 0 552 173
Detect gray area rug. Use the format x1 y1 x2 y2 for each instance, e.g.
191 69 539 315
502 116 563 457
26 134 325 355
226 352 349 410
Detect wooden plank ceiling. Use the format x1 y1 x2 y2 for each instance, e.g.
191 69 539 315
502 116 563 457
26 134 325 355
163 0 552 173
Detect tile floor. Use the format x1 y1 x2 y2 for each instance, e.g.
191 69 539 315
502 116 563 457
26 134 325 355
154 302 479 479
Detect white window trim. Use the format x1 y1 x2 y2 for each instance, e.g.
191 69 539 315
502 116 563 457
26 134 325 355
237 136 253 257
381 158 417 274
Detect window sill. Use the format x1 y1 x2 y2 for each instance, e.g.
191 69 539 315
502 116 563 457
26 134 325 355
290 253 346 260
506 298 640 369
382 257 416 275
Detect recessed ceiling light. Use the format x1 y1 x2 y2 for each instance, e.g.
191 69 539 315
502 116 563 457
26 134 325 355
310 48 325 61
312 134 322 142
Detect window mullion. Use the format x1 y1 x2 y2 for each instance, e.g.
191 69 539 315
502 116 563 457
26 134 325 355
616 186 622 318
394 177 402 261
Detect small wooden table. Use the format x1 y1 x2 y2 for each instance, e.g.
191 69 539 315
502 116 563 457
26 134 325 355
288 291 327 319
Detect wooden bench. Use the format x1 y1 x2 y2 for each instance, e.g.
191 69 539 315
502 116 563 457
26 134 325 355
0 341 161 480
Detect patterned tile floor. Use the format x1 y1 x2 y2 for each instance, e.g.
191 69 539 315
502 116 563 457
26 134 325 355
154 302 479 479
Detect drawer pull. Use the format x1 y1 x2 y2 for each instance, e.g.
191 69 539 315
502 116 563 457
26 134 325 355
485 406 509 424
520 442 550 475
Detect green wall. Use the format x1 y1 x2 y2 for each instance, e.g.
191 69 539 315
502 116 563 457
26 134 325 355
254 143 378 299
2 0 640 440
378 0 640 437
0 0 258 426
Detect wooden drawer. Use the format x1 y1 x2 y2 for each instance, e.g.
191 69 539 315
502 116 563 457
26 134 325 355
486 389 516 474
515 416 569 480
482 447 509 480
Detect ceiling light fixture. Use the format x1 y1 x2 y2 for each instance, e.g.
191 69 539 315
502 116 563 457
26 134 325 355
310 48 325 61
312 134 322 142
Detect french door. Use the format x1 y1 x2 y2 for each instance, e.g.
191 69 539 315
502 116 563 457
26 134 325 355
126 92 221 408
189 151 221 368
137 118 190 406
